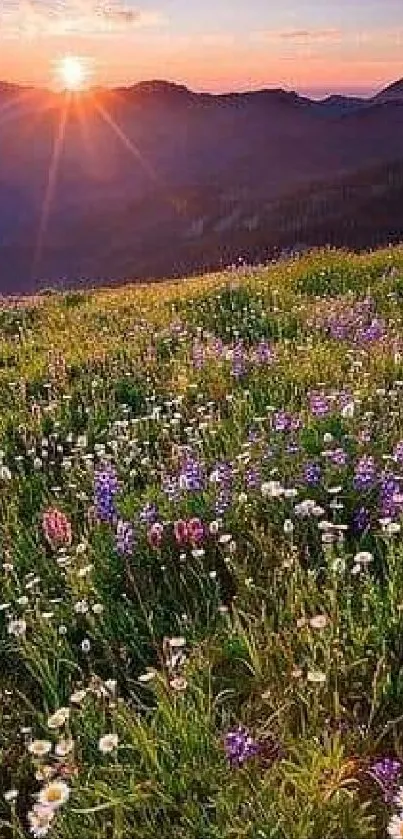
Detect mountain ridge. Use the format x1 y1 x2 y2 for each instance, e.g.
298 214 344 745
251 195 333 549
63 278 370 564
0 75 403 292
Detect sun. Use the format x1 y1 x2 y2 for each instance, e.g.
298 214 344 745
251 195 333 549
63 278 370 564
56 56 89 91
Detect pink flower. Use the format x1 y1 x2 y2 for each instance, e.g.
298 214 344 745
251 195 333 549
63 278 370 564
42 509 72 548
187 518 204 545
174 520 188 545
147 522 164 548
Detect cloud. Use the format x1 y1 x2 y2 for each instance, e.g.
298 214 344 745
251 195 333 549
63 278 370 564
256 28 343 45
278 29 342 42
0 1 165 38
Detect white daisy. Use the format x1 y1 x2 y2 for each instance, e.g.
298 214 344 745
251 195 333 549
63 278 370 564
28 740 52 758
27 804 55 837
47 707 70 729
98 733 119 754
388 813 403 838
38 780 70 809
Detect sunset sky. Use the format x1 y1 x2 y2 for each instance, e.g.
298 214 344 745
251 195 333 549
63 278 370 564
0 0 402 96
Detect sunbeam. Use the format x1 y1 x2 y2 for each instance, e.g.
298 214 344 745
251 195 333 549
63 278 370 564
33 95 71 277
94 98 188 214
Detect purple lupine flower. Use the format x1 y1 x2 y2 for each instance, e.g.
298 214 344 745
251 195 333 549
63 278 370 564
254 340 274 366
380 472 403 520
246 465 261 490
212 337 224 358
273 411 291 432
248 425 261 443
192 339 205 370
309 391 331 417
211 462 233 516
116 520 135 556
179 457 204 493
232 341 246 379
353 456 377 492
139 502 159 525
368 757 402 802
290 414 303 431
357 318 385 345
304 462 322 486
162 474 181 502
352 506 370 534
328 448 348 467
224 727 259 767
94 463 119 523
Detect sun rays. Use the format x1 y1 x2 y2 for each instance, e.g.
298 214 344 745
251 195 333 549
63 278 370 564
30 78 186 276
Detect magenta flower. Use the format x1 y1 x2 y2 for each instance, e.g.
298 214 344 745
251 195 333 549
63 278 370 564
187 517 204 545
147 522 164 549
174 520 189 545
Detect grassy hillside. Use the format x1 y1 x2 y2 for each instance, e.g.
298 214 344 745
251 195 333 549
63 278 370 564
3 247 403 837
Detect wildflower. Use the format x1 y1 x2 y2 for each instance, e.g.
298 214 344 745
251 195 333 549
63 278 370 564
4 789 18 803
98 733 119 753
139 502 159 525
369 757 402 802
309 615 328 630
116 519 134 556
174 519 188 545
283 519 294 535
309 391 331 417
28 804 55 837
38 780 70 809
232 340 246 378
179 457 205 493
187 517 204 545
147 522 164 548
70 689 87 705
35 765 56 783
7 618 27 637
303 462 321 486
261 480 284 498
170 676 188 691
81 638 91 653
224 726 259 767
395 786 403 809
94 463 118 523
394 441 403 465
352 506 370 533
47 708 70 729
353 456 377 491
55 738 74 757
353 551 373 567
42 508 72 548
307 670 326 684
388 814 403 839
28 740 52 758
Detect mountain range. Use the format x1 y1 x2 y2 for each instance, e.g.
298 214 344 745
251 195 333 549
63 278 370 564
1 76 403 292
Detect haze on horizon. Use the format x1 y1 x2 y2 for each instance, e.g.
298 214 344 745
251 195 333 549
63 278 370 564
0 0 402 98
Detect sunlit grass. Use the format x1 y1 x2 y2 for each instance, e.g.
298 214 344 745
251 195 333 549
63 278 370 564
2 246 403 837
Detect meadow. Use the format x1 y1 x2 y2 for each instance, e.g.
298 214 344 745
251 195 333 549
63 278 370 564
4 247 403 838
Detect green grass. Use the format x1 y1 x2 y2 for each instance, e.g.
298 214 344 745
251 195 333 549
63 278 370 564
2 246 403 837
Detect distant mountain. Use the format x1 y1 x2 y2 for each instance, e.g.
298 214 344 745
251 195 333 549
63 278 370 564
0 77 402 292
373 78 403 102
